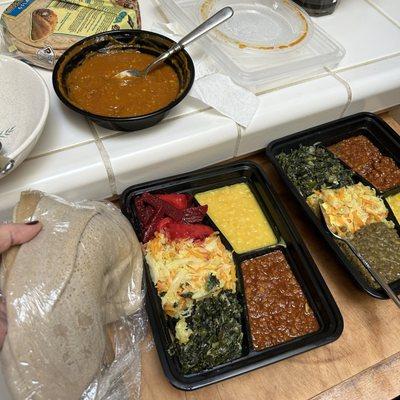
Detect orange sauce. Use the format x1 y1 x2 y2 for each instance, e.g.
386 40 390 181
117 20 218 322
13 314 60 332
66 50 180 117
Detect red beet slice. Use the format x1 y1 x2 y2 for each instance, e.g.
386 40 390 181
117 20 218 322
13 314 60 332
182 205 208 224
157 194 189 210
164 222 214 241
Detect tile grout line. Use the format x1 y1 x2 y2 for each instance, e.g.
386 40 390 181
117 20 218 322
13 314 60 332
255 72 330 96
233 123 243 157
25 138 96 161
97 107 211 140
87 119 118 196
363 0 400 29
333 50 400 74
324 66 352 118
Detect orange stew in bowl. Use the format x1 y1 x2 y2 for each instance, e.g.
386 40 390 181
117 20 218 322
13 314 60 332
66 50 180 117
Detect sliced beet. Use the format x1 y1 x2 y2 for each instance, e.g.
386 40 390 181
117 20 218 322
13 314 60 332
182 205 208 224
164 223 214 241
157 193 189 210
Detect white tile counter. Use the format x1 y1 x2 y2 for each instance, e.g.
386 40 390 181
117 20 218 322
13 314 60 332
0 0 400 220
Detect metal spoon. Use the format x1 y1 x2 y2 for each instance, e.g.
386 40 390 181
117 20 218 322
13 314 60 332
319 204 400 308
0 141 14 175
115 6 234 79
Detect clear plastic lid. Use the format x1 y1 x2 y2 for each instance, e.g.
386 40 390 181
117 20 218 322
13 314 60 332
157 0 345 91
198 0 313 53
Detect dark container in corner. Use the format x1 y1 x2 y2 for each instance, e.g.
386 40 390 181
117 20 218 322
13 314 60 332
293 0 341 16
266 112 400 300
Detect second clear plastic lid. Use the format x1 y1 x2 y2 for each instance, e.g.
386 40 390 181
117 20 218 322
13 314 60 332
158 0 345 91
198 0 313 53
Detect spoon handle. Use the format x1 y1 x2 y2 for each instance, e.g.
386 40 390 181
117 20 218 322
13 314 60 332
152 7 233 67
345 239 400 308
179 6 233 48
144 7 233 75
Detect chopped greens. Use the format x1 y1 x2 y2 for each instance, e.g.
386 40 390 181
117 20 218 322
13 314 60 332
171 290 243 374
205 273 220 291
277 145 354 197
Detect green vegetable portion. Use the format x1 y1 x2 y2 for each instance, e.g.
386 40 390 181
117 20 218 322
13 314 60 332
277 145 354 197
205 273 220 291
171 290 243 374
338 222 400 288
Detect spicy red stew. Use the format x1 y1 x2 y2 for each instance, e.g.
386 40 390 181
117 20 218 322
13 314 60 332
328 135 400 191
241 250 319 350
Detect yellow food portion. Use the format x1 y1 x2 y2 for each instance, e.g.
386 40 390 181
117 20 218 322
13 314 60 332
144 232 236 321
175 319 193 345
307 182 391 238
387 192 400 223
195 183 277 253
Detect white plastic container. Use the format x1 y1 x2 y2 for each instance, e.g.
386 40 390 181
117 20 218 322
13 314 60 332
157 0 345 91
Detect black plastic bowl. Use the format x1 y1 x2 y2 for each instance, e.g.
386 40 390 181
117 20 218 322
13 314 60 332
52 30 195 132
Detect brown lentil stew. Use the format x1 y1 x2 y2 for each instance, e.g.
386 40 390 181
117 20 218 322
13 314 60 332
241 250 319 350
328 135 400 192
338 222 400 288
66 50 180 117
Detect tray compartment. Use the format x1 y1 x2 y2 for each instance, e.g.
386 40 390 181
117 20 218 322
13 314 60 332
383 188 400 232
234 244 327 355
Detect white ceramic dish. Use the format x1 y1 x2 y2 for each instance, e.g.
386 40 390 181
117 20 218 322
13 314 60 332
0 55 49 178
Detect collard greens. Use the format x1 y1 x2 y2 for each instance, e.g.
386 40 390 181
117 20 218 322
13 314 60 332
277 145 354 197
172 291 243 374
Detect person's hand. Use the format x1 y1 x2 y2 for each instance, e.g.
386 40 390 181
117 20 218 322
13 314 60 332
0 222 42 350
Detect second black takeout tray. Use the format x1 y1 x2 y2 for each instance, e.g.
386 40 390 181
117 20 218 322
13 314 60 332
121 161 343 390
266 112 400 300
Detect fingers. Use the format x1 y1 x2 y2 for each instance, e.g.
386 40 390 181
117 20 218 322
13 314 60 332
0 222 42 254
0 222 42 349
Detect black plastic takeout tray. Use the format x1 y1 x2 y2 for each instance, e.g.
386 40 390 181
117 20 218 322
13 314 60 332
121 161 343 390
266 112 400 300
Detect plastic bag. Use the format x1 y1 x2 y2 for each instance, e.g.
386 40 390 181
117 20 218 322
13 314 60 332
0 293 5 352
0 190 146 400
0 0 141 69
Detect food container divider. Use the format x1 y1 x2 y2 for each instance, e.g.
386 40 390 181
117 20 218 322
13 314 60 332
383 188 400 232
266 112 400 299
234 244 332 357
121 161 343 390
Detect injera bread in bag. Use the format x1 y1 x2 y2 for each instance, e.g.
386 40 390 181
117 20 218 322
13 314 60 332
0 191 143 399
0 0 141 69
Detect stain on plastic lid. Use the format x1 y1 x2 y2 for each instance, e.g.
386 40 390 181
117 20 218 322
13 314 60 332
199 0 313 52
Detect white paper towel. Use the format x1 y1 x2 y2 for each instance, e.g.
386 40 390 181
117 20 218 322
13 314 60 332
151 23 259 127
191 73 259 127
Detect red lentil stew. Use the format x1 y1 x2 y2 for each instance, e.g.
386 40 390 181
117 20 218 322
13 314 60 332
328 135 400 192
241 250 319 350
